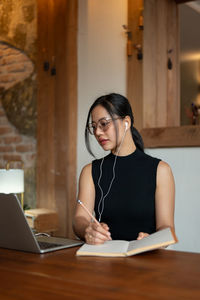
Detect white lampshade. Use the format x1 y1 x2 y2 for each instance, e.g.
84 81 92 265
0 169 24 194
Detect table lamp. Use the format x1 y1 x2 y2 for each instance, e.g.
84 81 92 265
0 161 24 208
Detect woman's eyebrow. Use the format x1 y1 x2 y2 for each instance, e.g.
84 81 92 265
91 117 109 124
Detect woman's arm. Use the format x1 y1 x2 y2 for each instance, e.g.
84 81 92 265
155 161 175 231
73 163 111 244
73 163 95 239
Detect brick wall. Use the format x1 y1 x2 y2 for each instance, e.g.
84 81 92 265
0 98 36 208
0 43 34 90
0 43 36 169
0 99 36 169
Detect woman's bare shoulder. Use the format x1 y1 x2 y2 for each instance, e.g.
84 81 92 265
80 163 92 175
158 161 172 172
79 163 93 183
157 161 174 181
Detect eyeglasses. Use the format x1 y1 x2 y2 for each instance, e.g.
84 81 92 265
87 117 121 135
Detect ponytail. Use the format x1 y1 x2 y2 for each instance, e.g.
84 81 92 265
131 126 144 152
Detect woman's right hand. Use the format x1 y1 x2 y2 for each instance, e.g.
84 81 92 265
85 222 112 245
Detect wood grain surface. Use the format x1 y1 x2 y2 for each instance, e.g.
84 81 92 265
0 247 200 299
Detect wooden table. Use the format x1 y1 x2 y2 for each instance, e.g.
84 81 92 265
0 247 200 299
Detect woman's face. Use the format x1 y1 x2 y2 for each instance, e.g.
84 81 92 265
91 105 124 151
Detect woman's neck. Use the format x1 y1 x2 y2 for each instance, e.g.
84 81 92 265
112 132 136 156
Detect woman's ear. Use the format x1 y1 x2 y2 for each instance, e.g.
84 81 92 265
124 117 131 131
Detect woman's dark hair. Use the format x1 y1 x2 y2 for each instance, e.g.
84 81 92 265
85 93 144 157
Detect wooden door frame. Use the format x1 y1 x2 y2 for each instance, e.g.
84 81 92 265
36 0 78 237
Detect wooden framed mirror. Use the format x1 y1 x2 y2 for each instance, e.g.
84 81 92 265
127 0 200 148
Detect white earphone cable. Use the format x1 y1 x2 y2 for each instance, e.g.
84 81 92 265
97 126 127 222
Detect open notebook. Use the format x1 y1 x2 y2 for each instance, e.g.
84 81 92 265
0 193 83 253
76 227 178 257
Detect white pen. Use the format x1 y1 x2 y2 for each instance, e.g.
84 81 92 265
77 199 101 226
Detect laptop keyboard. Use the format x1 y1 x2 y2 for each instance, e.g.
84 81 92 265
38 241 63 249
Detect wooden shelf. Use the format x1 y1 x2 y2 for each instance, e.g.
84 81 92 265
141 125 200 148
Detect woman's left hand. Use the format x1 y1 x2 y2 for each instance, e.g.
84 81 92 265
137 232 149 240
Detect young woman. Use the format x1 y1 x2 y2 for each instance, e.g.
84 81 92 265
73 93 175 244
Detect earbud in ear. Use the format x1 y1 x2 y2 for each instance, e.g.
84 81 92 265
125 122 128 130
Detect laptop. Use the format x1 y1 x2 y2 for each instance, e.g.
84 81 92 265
0 193 83 253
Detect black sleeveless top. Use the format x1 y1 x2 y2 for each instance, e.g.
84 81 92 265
92 148 161 241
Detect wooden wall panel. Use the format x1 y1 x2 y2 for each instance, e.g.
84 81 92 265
128 0 200 147
156 0 168 126
143 0 180 128
64 0 78 238
142 0 157 128
37 0 77 238
37 0 56 210
128 0 179 130
127 0 143 130
167 0 180 126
